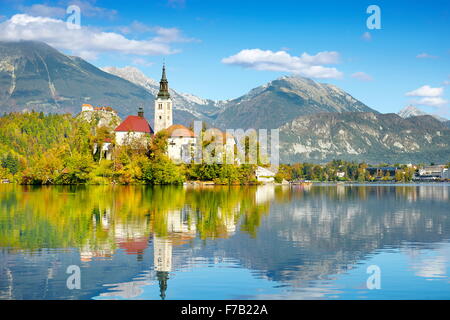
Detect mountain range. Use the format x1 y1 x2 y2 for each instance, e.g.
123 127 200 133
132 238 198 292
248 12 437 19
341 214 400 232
0 40 449 163
280 112 450 163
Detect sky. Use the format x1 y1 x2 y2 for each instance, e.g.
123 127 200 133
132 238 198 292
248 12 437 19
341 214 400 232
0 0 449 118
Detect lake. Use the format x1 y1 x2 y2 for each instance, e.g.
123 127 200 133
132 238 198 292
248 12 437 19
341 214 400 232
0 183 449 300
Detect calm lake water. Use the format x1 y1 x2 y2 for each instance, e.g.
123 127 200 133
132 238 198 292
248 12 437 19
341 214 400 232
0 183 449 300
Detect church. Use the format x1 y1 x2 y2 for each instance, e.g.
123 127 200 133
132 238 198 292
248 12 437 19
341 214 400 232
114 64 197 162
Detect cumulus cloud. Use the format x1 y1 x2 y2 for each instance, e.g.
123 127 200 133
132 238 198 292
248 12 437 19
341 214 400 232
68 0 118 18
117 21 153 34
351 72 373 82
0 14 193 60
221 49 343 79
413 97 448 107
416 53 438 59
19 4 66 18
406 85 448 109
406 85 443 97
132 58 153 67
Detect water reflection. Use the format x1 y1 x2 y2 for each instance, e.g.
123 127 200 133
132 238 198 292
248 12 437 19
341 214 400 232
0 184 449 299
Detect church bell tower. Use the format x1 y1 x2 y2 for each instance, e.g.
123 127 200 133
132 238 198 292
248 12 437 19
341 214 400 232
154 64 173 133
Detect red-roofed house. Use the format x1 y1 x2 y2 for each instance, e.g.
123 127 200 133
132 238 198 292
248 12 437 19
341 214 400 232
114 107 154 146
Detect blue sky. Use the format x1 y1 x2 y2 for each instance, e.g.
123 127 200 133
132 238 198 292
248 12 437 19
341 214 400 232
0 0 449 117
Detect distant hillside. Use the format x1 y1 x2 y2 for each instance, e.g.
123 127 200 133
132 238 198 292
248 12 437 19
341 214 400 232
279 113 450 164
213 76 377 130
0 41 154 115
0 41 205 126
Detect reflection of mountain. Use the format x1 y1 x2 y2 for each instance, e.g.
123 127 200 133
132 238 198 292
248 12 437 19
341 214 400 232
210 186 450 288
1 185 450 299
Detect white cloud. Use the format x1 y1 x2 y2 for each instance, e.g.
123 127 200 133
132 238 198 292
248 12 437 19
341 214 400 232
0 14 194 60
413 97 448 107
406 85 443 97
117 21 153 34
351 72 373 82
416 53 438 59
132 58 153 67
362 32 372 41
19 4 66 18
221 49 343 79
406 85 448 109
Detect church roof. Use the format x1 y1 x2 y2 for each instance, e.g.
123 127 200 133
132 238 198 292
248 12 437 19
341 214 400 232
157 64 171 99
166 124 195 137
115 115 154 134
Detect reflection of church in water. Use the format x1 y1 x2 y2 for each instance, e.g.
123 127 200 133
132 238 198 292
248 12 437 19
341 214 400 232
90 187 277 300
152 208 197 300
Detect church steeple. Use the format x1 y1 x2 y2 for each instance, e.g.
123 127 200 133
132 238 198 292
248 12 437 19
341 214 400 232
157 63 170 99
154 63 173 133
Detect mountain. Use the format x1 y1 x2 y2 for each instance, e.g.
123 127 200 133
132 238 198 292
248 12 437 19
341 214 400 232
0 40 153 115
213 76 377 130
398 105 447 122
101 66 220 122
279 113 450 164
0 40 208 126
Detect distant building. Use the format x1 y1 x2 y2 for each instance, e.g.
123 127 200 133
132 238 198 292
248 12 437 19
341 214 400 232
417 165 448 180
81 103 117 115
255 166 276 183
114 107 154 146
336 171 346 178
82 103 94 112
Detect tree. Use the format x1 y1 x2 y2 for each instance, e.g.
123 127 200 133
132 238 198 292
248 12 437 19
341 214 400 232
142 155 184 185
1 153 20 175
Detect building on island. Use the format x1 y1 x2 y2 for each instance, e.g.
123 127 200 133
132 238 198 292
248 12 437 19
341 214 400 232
82 104 118 115
114 107 153 146
111 64 238 164
166 124 196 163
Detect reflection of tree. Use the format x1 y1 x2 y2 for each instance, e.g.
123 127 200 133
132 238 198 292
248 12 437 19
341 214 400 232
0 185 279 253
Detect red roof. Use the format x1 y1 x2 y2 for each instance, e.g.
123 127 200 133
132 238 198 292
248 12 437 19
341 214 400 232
115 115 154 134
118 237 149 255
